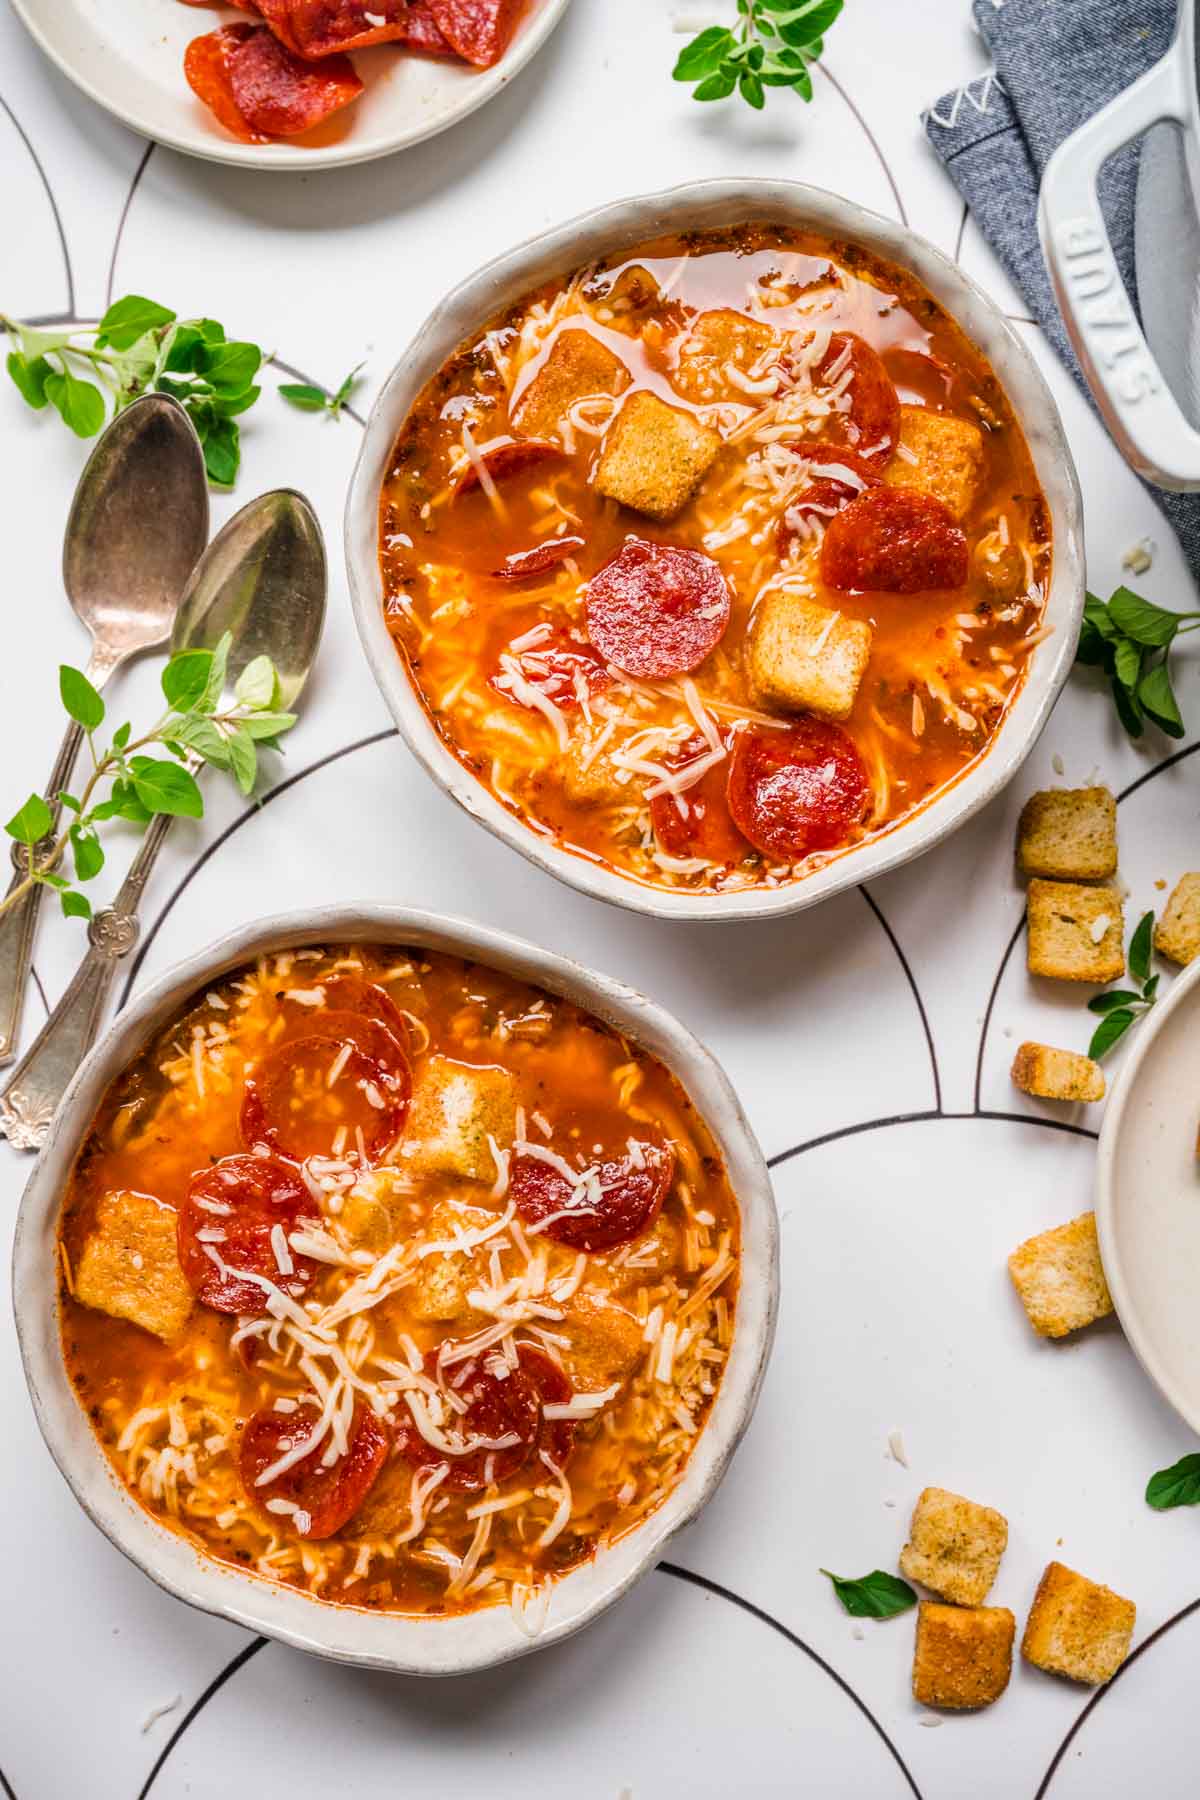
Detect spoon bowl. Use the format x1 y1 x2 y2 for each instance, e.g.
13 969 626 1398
171 489 326 705
64 392 209 672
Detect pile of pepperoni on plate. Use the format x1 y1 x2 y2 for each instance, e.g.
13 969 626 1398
180 0 524 144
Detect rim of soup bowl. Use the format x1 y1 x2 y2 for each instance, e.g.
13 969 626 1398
345 177 1085 923
13 906 778 1676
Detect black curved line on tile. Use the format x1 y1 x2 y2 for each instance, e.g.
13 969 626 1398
137 1577 920 1799
116 727 397 1009
768 1104 1095 1172
31 967 48 1018
972 736 1200 1112
0 1761 18 1800
1034 1596 1200 1798
953 198 969 264
106 141 155 309
0 93 75 315
660 1564 923 1797
815 65 909 226
860 886 942 1110
137 1636 266 1800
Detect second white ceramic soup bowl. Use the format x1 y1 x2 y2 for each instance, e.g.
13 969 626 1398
346 179 1085 922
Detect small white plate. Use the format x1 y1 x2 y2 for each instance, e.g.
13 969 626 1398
9 0 571 171
1097 952 1200 1434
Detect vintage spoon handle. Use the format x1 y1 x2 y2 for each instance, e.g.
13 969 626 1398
0 798 178 1151
0 645 123 1067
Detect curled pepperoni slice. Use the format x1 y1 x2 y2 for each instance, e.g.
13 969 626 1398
241 1401 390 1538
585 538 730 680
882 347 958 410
226 25 362 136
286 0 409 53
492 629 610 714
819 333 900 466
427 0 521 66
494 535 587 581
727 721 870 863
183 26 269 142
454 438 565 498
649 733 748 865
241 1035 409 1164
393 1351 544 1492
778 445 880 556
510 1111 675 1252
249 0 305 53
177 1154 317 1314
820 486 968 594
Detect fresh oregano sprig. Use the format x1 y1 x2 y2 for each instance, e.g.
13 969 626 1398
1076 585 1198 740
673 0 843 110
2 295 264 488
3 633 296 923
279 361 364 420
1087 909 1158 1058
820 1568 916 1620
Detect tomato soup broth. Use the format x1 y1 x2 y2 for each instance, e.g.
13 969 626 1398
379 223 1052 894
58 945 740 1619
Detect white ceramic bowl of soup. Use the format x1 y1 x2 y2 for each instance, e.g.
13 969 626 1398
345 178 1086 922
13 906 777 1676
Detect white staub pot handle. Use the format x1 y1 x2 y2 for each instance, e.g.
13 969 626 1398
1039 45 1200 492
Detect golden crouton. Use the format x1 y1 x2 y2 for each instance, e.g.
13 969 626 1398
594 390 721 522
512 328 631 444
409 1198 496 1324
1017 787 1118 881
560 1291 644 1391
403 1056 516 1184
745 591 873 723
672 308 780 403
900 1487 1009 1606
1010 1042 1106 1104
556 733 625 809
1154 872 1200 965
884 407 984 520
1021 1561 1136 1685
1026 880 1125 983
1007 1212 1113 1338
73 1188 193 1344
612 1213 681 1285
912 1603 1015 1710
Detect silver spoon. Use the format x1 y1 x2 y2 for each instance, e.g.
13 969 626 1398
0 490 326 1150
0 394 208 1065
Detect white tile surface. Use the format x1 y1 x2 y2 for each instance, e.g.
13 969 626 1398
1 2 1199 1793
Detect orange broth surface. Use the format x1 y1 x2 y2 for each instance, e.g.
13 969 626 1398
379 223 1052 894
59 944 740 1619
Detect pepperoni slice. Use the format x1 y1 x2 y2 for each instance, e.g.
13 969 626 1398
882 347 958 410
727 720 870 863
249 0 305 53
427 0 522 66
649 733 748 865
393 1351 543 1492
177 1154 317 1314
492 629 610 714
494 535 586 581
820 486 968 594
510 1111 675 1252
226 25 363 137
241 1035 409 1164
453 438 565 498
183 26 269 143
819 333 900 466
778 445 880 557
585 538 730 680
279 974 413 1065
521 1346 577 1471
283 0 454 55
241 1401 390 1538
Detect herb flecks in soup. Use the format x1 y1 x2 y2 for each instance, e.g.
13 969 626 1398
379 224 1052 894
59 946 739 1620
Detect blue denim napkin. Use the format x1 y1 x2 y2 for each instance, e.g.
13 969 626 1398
924 0 1200 571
